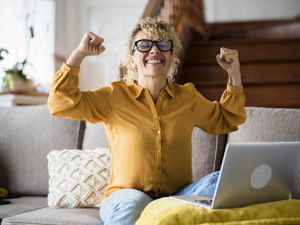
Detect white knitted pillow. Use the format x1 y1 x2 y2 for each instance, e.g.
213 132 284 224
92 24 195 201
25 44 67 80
47 147 110 208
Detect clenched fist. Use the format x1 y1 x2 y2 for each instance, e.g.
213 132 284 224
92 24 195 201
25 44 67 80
216 47 242 86
77 32 105 57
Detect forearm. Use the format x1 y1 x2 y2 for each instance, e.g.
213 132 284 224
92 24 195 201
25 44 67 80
66 49 86 68
228 72 242 87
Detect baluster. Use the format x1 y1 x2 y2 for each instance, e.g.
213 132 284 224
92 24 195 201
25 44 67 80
157 2 162 22
169 0 173 25
172 0 178 26
192 0 196 21
165 0 169 23
182 0 186 17
190 0 195 23
175 0 180 26
160 2 164 21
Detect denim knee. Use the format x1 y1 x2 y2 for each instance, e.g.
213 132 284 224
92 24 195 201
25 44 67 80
171 171 220 196
100 189 153 224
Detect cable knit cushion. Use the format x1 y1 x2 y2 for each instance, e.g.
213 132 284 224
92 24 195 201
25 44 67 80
47 147 110 208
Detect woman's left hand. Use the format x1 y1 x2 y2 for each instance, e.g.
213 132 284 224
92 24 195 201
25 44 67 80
216 47 241 79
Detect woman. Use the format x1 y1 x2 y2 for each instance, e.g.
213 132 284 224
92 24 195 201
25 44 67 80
48 17 246 224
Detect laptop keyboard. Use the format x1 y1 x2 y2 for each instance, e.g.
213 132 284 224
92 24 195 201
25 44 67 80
193 199 212 206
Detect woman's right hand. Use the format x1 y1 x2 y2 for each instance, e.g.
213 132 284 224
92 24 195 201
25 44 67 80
76 32 105 58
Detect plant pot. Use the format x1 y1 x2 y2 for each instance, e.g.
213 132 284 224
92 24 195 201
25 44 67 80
8 75 34 94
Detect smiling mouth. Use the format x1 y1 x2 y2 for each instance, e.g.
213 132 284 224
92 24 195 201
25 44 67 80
146 59 163 64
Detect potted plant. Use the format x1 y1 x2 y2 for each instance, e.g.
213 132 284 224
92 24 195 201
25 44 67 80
2 59 34 94
0 48 8 61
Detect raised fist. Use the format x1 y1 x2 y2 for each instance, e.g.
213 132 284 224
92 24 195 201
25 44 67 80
76 32 105 57
216 47 240 77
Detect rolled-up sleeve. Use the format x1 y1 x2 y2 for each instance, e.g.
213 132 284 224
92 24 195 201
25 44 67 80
47 62 112 124
191 83 247 134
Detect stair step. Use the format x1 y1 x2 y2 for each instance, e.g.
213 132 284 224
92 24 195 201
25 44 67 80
183 38 300 64
178 61 300 85
195 83 300 108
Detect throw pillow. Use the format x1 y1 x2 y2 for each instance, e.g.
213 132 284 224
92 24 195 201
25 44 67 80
47 147 110 208
136 197 300 225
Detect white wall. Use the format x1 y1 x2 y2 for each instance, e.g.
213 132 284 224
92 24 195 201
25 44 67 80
54 0 148 91
204 0 300 23
54 0 67 60
54 0 81 61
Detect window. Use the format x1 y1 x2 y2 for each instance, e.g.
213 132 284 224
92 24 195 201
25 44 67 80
0 0 55 93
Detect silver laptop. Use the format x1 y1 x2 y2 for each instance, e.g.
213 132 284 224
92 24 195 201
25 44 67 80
169 142 300 210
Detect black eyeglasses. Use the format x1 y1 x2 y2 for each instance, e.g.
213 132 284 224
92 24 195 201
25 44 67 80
131 39 173 55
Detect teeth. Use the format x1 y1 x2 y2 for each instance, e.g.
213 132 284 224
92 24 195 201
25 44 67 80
147 60 161 63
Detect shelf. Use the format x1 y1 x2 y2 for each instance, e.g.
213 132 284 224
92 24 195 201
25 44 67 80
0 94 49 107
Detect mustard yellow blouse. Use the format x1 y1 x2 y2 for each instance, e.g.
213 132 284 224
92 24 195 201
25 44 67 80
47 62 247 205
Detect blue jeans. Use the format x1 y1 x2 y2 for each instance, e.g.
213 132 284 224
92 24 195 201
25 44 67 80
99 171 219 224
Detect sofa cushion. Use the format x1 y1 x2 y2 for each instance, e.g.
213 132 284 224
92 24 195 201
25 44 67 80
136 197 300 225
82 122 227 182
227 107 300 199
191 128 227 181
47 148 110 208
82 122 109 150
0 105 85 196
1 206 104 225
0 196 48 222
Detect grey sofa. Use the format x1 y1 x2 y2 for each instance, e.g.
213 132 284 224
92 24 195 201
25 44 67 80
0 105 299 225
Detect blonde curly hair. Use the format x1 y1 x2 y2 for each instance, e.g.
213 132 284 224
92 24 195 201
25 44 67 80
119 17 182 84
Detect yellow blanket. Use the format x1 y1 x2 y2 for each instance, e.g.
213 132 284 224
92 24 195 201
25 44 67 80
136 197 300 225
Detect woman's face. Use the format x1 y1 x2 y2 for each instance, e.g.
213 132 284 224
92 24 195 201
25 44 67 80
130 31 173 79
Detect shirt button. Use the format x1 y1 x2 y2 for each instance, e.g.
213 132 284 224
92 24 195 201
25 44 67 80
158 149 161 153
157 130 160 134
159 97 162 100
155 114 158 117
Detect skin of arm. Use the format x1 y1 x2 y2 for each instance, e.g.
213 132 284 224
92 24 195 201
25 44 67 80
66 49 86 68
228 72 242 87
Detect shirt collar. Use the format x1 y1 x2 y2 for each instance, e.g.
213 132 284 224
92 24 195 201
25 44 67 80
165 80 175 98
127 79 175 99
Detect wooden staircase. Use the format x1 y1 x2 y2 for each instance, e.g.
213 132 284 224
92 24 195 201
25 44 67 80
176 37 300 108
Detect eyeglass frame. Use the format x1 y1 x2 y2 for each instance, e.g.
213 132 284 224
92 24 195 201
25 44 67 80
131 39 174 55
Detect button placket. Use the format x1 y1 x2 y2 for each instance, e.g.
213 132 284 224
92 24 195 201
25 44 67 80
155 92 164 192
155 120 162 192
144 89 163 194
